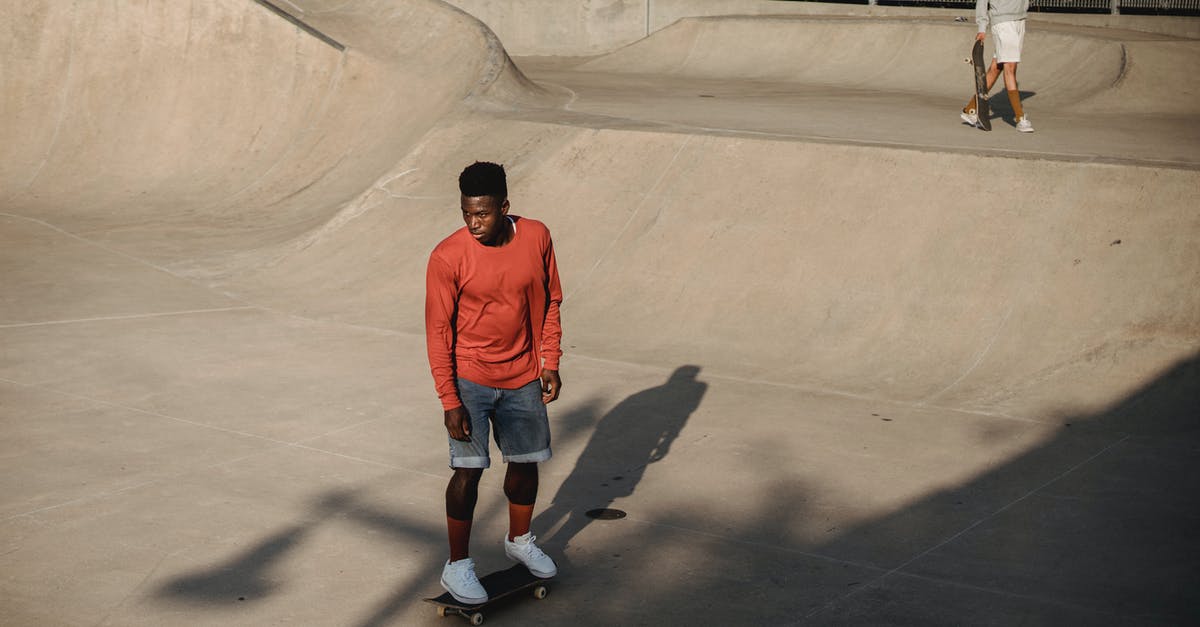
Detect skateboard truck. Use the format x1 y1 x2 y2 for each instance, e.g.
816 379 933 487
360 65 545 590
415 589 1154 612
425 565 552 625
434 584 547 625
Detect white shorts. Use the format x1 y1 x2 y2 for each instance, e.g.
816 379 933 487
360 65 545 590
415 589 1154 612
992 20 1025 63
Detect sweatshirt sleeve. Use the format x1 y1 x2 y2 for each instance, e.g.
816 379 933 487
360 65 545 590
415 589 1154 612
425 252 462 411
976 0 990 33
540 236 564 371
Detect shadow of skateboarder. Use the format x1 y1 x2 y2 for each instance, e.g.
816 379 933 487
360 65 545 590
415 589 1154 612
534 365 707 554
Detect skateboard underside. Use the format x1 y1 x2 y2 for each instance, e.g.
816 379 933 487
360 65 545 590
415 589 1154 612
971 40 992 131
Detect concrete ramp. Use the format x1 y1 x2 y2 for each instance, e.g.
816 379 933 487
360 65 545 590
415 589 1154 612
1 3 1198 626
223 114 1200 420
0 0 554 265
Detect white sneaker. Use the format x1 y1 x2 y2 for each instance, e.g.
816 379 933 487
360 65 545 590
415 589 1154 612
504 533 557 578
441 558 488 605
1016 116 1034 133
960 109 979 127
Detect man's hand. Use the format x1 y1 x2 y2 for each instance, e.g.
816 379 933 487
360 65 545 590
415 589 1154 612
444 406 471 441
976 32 986 42
540 369 562 404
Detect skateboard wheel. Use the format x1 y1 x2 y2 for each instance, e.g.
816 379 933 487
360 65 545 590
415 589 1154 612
533 585 548 600
469 612 484 625
436 606 448 617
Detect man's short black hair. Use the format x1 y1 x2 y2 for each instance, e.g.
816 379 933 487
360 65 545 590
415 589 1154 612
458 161 507 200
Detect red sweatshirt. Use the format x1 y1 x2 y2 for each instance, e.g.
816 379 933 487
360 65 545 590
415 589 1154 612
425 216 563 411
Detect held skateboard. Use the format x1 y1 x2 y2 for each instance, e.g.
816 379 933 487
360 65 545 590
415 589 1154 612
970 39 993 131
424 565 551 625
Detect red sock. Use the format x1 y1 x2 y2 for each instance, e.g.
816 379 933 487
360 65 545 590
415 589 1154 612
447 516 472 562
507 503 534 541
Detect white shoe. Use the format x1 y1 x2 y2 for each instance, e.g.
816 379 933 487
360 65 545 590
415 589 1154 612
1016 116 1034 133
441 558 488 605
504 533 557 578
960 109 979 127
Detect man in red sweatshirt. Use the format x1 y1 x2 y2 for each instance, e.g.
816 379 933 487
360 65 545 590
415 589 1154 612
425 161 563 604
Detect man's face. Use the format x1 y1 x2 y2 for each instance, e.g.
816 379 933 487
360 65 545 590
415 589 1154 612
461 195 510 246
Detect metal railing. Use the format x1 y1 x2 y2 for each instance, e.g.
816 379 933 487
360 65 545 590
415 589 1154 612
251 0 344 51
790 0 1200 15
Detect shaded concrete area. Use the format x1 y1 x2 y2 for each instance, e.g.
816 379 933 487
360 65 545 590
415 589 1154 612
1 0 1198 625
3 307 1194 625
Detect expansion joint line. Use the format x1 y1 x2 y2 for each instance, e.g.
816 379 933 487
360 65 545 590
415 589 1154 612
923 304 1014 404
804 433 1132 619
0 307 258 329
0 375 445 523
564 134 693 302
0 212 240 299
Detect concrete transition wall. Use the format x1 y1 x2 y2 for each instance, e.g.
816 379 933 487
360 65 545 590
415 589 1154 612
1 0 1196 420
0 0 552 265
227 115 1200 420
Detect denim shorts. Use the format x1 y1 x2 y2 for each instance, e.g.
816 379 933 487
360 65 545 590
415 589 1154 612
449 377 552 468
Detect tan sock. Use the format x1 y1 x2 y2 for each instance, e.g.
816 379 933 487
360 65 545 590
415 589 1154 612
964 95 978 113
1007 90 1024 119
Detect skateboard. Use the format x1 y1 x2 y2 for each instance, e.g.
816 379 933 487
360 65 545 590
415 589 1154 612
970 39 993 131
424 565 551 625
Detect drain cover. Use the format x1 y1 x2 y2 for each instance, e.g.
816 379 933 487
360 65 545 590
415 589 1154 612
585 508 627 520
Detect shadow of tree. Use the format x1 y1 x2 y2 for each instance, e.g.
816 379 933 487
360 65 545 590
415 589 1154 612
158 523 311 604
152 365 708 624
802 352 1200 624
603 352 1200 625
153 354 1198 625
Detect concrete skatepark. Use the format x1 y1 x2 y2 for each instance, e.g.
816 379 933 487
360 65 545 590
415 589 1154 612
2 0 1198 624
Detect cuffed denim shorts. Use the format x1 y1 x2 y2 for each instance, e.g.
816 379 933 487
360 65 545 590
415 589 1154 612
448 377 552 468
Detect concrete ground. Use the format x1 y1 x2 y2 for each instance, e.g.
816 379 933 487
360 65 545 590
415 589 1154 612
2 1 1198 626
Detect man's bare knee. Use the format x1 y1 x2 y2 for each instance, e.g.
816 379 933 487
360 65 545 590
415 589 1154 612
446 468 484 520
504 462 539 505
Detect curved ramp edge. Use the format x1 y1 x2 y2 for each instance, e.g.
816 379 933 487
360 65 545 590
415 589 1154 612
0 0 553 265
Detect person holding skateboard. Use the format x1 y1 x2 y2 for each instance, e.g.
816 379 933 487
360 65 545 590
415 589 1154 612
425 161 562 604
961 0 1035 133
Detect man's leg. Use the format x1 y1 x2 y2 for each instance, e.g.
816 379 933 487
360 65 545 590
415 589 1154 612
445 377 496 562
1002 62 1026 120
494 380 557 577
501 461 556 577
439 378 495 603
964 58 1003 116
504 462 538 541
446 467 483 561
441 466 488 604
992 20 1031 130
1001 61 1018 92
986 58 1002 92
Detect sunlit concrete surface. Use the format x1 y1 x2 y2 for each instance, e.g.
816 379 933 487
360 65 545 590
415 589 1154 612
1 1 1198 625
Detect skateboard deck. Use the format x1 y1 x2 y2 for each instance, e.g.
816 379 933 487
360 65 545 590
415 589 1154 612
970 39 993 131
425 564 551 625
